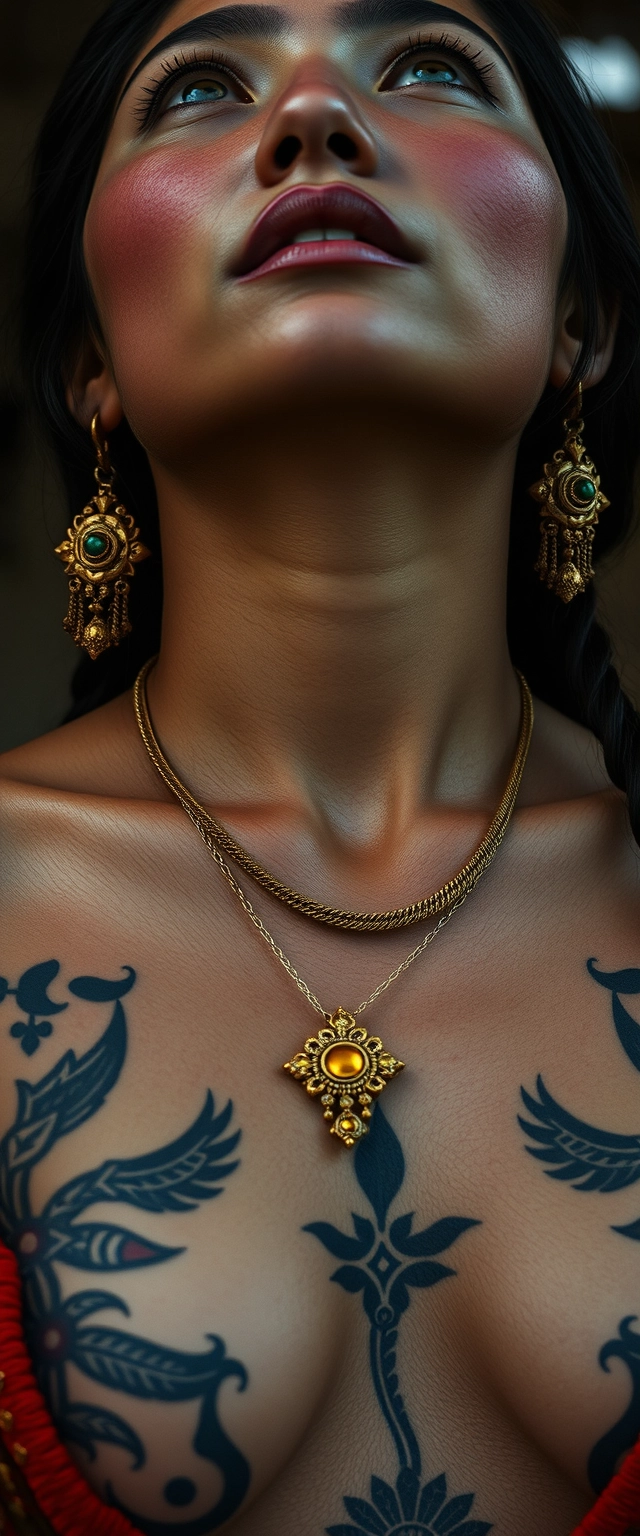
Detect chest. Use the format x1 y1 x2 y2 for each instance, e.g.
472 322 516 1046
0 821 638 1533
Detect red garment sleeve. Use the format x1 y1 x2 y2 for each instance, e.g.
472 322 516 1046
0 1242 135 1534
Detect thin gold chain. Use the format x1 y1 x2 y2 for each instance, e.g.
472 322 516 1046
133 666 532 1020
189 821 469 1019
133 661 534 933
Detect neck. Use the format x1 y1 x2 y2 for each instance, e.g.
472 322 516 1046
148 406 521 848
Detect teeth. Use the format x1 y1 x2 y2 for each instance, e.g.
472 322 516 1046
292 229 324 243
291 228 357 244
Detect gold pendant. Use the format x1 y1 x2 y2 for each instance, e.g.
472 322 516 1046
283 1006 405 1146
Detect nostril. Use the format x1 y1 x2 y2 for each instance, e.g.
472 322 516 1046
327 131 358 162
274 135 302 170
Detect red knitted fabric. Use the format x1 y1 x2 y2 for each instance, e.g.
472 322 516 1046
0 1236 639 1534
0 1242 134 1535
571 1442 640 1536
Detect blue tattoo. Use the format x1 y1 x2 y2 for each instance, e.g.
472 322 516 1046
519 961 640 1218
0 963 250 1532
519 959 640 1494
306 1105 491 1535
587 1317 640 1494
0 960 68 1055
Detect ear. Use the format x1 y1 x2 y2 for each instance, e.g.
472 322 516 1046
65 333 124 434
549 288 619 391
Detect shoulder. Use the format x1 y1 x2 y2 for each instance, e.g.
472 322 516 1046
0 691 165 802
0 706 187 932
519 696 612 806
516 695 640 893
0 687 637 898
0 687 614 803
0 693 174 911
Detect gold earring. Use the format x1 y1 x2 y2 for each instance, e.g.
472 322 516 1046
529 383 610 604
56 414 150 659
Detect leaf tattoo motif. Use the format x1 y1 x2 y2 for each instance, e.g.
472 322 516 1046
520 963 640 1216
38 1222 182 1272
42 1091 240 1232
353 1103 405 1230
67 970 137 1003
305 1105 490 1534
0 962 250 1530
519 957 640 1496
61 1402 146 1469
519 1077 640 1195
0 1002 128 1231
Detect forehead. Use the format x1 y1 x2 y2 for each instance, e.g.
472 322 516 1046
129 0 514 67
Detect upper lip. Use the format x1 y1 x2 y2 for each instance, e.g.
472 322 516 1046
234 183 416 275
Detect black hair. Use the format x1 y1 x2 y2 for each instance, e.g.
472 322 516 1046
22 0 640 841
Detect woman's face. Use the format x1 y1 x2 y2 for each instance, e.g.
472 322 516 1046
84 0 568 461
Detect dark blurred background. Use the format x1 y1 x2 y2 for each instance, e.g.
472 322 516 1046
1 0 639 750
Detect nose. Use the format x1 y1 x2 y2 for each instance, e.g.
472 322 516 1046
254 63 378 186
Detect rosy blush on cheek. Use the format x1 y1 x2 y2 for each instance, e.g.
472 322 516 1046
417 121 566 284
84 148 226 334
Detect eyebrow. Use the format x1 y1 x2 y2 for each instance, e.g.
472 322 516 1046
332 0 515 76
118 0 514 109
118 5 288 105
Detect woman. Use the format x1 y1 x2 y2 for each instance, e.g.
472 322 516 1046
0 0 639 1530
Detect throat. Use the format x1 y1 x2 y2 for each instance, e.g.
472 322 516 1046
150 410 519 843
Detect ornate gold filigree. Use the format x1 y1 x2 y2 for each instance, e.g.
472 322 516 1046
529 385 609 604
55 416 149 659
283 1006 405 1146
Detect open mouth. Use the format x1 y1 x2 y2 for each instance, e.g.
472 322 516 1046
234 183 416 282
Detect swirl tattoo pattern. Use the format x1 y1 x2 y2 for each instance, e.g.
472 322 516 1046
0 963 250 1533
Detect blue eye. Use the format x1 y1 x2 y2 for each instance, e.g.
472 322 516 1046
136 52 254 130
411 62 458 83
180 79 227 103
380 47 486 95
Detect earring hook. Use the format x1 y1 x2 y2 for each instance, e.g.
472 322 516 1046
568 380 583 421
91 411 112 485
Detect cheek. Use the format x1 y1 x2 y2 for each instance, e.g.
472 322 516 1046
418 122 566 296
84 150 227 340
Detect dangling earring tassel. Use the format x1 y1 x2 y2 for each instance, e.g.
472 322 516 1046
64 576 85 644
110 578 131 644
55 414 149 659
529 383 610 604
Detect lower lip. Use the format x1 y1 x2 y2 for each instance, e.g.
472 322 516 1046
237 240 410 283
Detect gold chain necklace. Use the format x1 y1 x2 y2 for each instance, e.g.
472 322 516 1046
133 663 533 1147
134 660 533 932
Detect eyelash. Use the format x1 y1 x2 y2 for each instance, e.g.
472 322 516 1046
378 31 499 103
134 48 251 129
134 27 500 131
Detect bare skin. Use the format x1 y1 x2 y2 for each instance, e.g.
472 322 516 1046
1 1 639 1531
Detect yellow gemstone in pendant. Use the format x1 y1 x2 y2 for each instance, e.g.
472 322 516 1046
283 1007 405 1148
323 1044 366 1080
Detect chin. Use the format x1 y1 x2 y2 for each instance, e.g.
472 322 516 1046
115 287 552 456
239 309 428 407
120 316 428 454
236 292 551 429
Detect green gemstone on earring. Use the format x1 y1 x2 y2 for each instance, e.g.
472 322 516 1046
575 478 596 503
83 531 109 558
